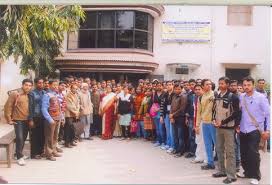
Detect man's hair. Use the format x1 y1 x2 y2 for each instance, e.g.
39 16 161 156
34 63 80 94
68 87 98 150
34 77 43 84
218 76 230 85
174 84 182 89
188 79 196 83
166 81 173 85
59 81 67 85
201 79 211 86
49 79 58 85
22 79 33 85
230 80 238 84
194 84 202 89
242 76 255 85
257 79 265 83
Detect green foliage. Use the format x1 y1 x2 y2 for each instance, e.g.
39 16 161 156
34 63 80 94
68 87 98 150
0 5 85 77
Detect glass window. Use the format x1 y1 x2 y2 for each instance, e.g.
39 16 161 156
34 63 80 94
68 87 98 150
135 31 147 50
116 30 133 48
80 12 97 29
97 30 114 48
79 30 96 48
135 11 148 30
116 11 134 29
98 11 115 29
78 10 154 51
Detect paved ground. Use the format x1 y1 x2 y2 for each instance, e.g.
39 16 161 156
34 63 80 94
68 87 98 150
0 137 270 184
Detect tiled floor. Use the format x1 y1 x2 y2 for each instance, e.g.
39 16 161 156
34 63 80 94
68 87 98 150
0 137 270 184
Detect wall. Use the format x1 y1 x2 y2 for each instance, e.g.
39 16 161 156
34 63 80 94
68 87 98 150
153 5 271 82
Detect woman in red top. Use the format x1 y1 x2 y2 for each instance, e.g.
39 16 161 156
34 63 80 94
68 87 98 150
133 86 146 138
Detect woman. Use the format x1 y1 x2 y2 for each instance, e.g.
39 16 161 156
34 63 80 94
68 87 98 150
139 88 154 141
99 85 116 140
133 86 146 138
118 86 134 140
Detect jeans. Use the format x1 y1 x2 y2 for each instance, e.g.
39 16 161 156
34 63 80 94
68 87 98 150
153 117 165 145
240 130 261 180
14 121 29 159
188 118 197 154
172 117 186 153
92 114 102 135
30 117 44 158
137 121 146 138
80 114 91 138
202 123 216 166
164 114 173 147
235 132 241 169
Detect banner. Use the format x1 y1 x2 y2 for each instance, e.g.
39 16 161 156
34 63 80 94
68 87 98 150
162 21 211 43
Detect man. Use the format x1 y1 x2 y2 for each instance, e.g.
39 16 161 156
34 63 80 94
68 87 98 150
41 79 62 161
230 80 241 172
170 84 188 158
43 79 50 92
65 84 80 147
99 80 107 95
4 79 33 166
191 84 207 164
79 83 93 140
183 81 191 94
29 77 45 159
160 81 175 153
196 79 216 170
237 76 270 185
91 84 102 136
255 79 268 98
237 84 244 94
212 77 241 184
185 79 197 158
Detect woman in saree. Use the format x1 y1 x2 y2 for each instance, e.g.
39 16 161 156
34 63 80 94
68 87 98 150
99 85 116 140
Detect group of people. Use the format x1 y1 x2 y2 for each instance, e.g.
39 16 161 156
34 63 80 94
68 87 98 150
3 75 270 185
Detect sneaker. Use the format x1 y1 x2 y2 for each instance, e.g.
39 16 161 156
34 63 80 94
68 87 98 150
167 148 174 153
185 153 195 158
223 178 237 184
23 155 30 160
17 157 26 166
250 179 259 185
191 159 204 164
119 137 126 141
201 164 215 170
212 172 227 178
154 142 160 147
236 172 248 178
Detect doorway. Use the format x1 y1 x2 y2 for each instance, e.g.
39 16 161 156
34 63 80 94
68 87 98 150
225 68 250 83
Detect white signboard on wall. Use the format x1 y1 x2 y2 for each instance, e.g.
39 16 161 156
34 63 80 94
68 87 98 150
162 21 211 43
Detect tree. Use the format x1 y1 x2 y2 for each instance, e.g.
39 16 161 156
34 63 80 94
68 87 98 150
0 5 85 77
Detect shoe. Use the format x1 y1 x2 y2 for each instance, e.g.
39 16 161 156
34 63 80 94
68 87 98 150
250 179 259 185
17 157 26 166
201 164 215 170
119 137 126 141
212 172 227 178
154 142 160 147
236 172 248 178
170 149 177 155
33 155 42 160
174 153 183 158
71 142 77 146
65 143 73 148
223 178 237 184
166 148 174 153
185 153 195 158
46 156 56 161
53 153 62 157
56 147 63 153
191 159 204 164
87 137 93 140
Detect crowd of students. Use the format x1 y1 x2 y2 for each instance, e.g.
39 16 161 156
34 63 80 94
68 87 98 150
3 76 270 185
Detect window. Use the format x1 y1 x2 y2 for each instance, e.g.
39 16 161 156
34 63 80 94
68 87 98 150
77 10 154 51
227 6 252 26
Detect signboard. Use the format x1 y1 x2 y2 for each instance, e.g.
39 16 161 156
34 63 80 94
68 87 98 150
162 21 211 43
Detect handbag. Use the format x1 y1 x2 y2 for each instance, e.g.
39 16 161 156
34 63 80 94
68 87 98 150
150 103 160 118
243 97 267 152
130 120 138 133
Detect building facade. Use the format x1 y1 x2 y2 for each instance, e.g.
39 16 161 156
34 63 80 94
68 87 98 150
56 5 271 83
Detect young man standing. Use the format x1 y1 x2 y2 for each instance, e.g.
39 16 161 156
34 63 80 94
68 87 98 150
29 78 45 159
170 84 188 157
160 81 175 153
41 79 62 161
196 79 216 170
91 84 102 136
238 76 270 185
4 79 33 166
212 77 241 184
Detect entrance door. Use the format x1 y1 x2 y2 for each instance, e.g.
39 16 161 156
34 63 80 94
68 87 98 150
225 68 250 83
